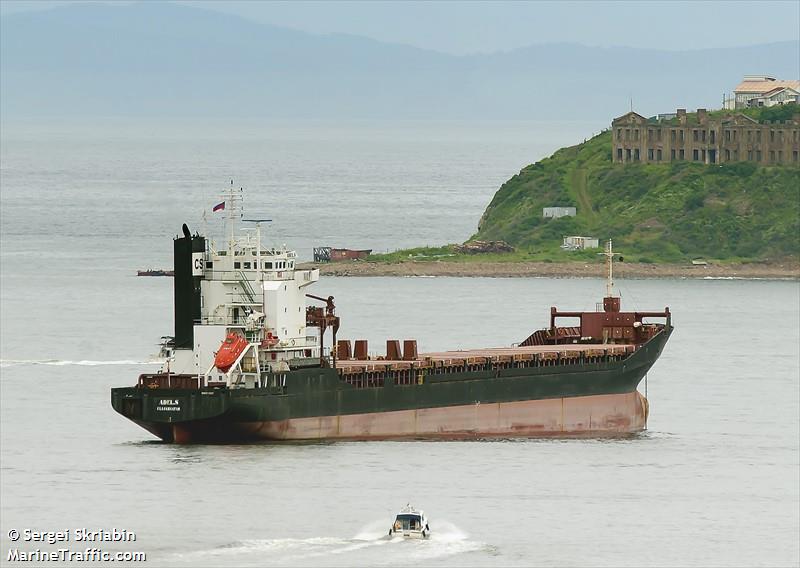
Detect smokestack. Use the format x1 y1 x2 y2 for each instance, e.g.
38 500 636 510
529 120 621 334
173 227 205 349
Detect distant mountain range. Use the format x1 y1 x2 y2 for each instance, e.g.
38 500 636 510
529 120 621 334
2 2 798 120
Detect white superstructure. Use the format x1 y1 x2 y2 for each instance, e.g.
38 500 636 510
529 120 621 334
164 185 328 388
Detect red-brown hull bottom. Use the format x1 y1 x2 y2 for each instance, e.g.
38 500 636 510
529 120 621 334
221 391 649 442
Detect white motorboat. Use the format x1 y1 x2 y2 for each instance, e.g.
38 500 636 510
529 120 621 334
388 504 430 539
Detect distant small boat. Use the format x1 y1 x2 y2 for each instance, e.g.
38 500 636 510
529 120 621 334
388 504 430 539
137 269 175 277
313 247 372 262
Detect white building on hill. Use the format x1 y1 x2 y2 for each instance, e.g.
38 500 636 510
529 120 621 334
733 76 800 109
561 236 599 251
543 207 576 219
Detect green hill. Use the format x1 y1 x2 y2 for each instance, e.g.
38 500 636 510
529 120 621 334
475 111 800 262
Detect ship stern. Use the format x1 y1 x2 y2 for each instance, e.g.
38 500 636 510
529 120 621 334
111 387 230 443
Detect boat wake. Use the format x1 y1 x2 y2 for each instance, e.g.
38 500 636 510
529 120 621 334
169 519 491 566
0 358 158 368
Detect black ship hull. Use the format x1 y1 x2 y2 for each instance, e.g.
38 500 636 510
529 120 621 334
112 328 671 443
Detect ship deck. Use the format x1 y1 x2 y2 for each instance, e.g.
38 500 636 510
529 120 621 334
335 343 635 373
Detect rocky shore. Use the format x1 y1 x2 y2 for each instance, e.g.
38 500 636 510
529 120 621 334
301 260 800 280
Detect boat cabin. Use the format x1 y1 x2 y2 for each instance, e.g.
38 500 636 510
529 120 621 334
389 504 430 538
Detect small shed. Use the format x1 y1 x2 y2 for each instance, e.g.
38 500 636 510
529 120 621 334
561 236 599 250
543 207 576 219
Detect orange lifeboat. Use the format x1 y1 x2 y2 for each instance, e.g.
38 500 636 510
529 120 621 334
214 332 248 373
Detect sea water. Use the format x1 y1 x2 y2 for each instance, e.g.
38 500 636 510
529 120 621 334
1 119 798 567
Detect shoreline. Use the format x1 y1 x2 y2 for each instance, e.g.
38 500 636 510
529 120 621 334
301 260 800 280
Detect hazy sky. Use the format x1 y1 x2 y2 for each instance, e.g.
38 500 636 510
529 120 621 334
2 0 799 54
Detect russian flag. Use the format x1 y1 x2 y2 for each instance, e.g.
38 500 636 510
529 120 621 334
212 201 225 212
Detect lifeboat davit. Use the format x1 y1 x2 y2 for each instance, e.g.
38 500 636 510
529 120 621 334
214 332 248 373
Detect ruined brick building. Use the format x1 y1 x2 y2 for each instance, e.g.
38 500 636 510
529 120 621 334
612 108 800 165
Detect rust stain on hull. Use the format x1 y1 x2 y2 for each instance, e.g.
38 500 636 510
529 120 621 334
230 391 647 441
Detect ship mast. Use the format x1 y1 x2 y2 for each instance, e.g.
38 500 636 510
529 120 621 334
602 239 615 297
225 181 244 251
598 239 623 313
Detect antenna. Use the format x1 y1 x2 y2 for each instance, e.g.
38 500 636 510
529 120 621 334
243 218 274 307
224 181 244 249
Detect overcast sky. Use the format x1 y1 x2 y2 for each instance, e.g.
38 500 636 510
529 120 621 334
2 0 799 55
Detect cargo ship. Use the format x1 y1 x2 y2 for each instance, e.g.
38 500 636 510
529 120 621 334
111 188 672 443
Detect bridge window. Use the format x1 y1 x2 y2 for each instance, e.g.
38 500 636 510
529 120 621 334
264 262 273 269
234 262 241 269
244 262 251 269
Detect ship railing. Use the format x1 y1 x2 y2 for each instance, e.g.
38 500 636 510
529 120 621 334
197 316 263 326
137 374 200 390
206 270 295 281
335 345 640 389
221 297 264 309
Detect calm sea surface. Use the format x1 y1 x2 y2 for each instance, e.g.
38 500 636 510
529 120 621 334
1 119 798 567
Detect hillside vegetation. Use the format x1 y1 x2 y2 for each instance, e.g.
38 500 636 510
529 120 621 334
474 108 800 262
